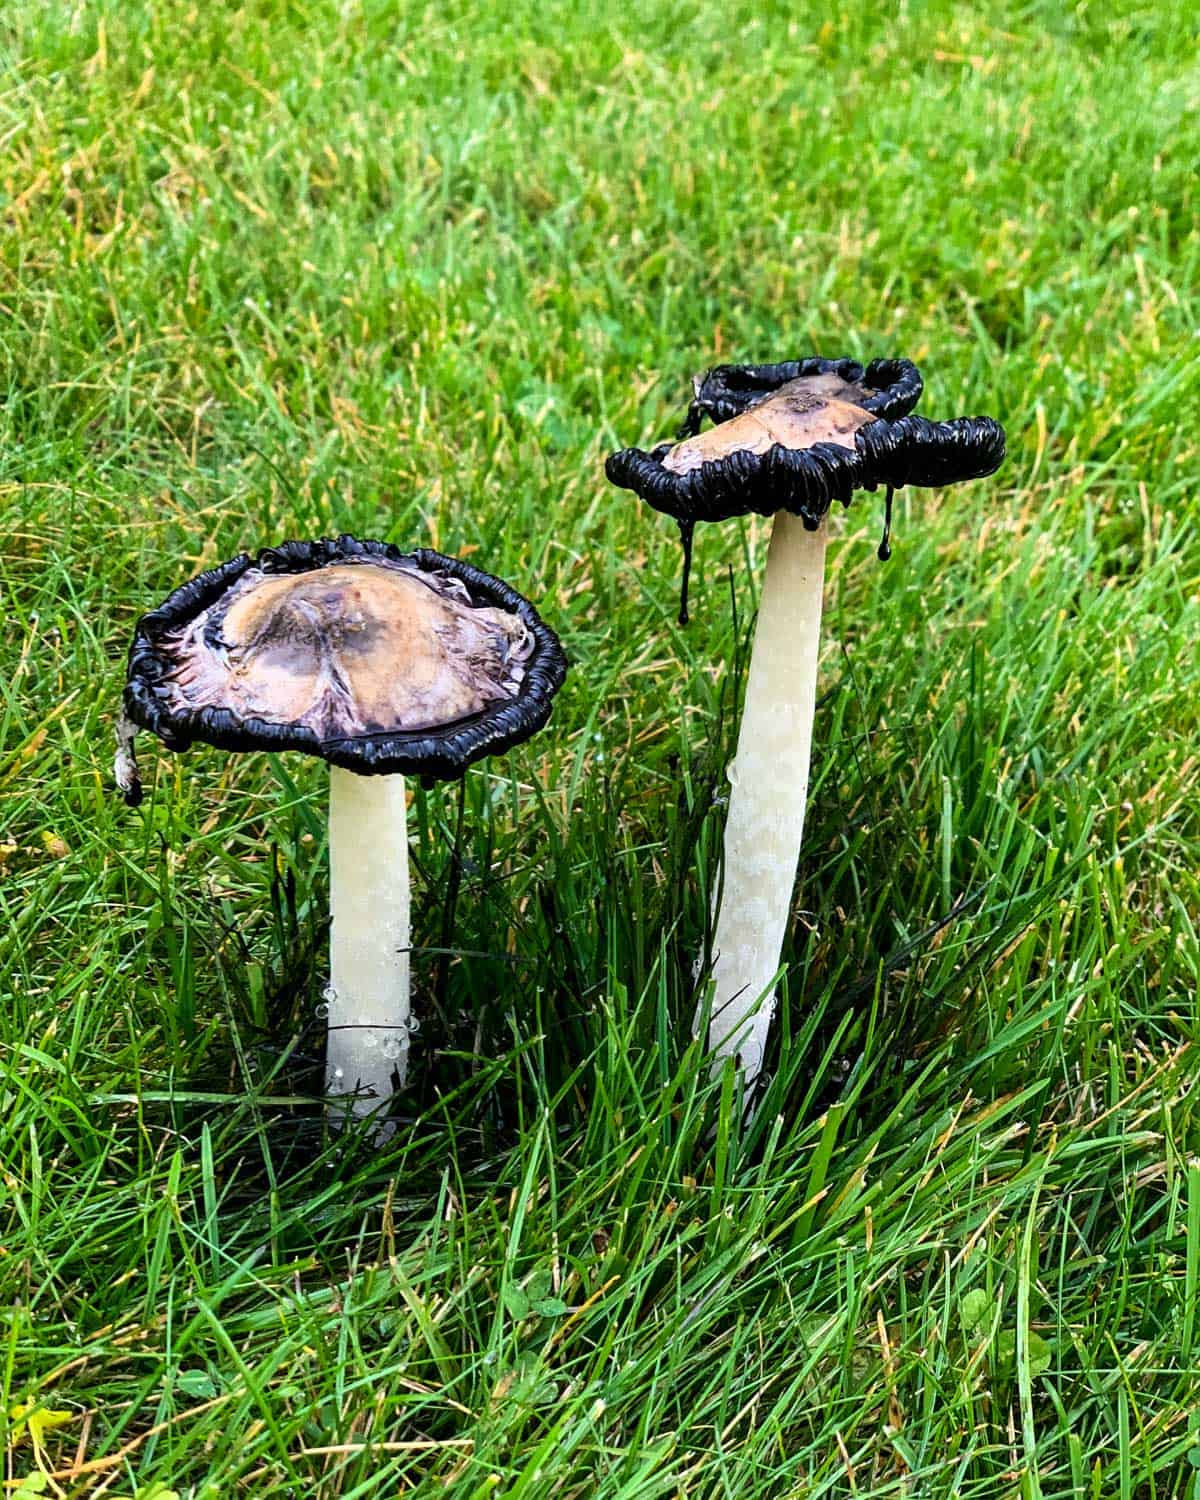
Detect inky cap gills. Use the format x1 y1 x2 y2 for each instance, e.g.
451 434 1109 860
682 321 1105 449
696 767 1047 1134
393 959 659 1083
117 536 568 802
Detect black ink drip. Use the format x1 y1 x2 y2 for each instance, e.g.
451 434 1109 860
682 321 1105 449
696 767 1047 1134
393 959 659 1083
677 518 695 625
877 485 894 561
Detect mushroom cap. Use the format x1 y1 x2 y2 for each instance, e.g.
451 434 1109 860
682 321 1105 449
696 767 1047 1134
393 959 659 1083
605 355 1004 529
122 536 568 785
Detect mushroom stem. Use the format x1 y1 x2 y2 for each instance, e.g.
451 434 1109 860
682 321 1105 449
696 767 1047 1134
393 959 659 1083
326 766 411 1139
701 510 828 1087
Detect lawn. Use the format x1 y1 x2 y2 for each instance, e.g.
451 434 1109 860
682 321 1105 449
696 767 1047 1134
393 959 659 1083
2 1 1198 1494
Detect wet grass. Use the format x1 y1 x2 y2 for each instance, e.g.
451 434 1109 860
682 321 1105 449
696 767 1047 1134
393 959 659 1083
2 0 1199 1494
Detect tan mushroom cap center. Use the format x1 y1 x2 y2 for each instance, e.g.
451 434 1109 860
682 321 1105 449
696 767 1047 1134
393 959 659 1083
662 378 878 475
159 560 533 740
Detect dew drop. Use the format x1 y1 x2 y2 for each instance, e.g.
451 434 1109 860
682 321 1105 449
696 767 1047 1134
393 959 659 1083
314 1001 329 1020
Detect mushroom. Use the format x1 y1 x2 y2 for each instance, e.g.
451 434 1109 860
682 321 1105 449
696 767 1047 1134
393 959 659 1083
116 535 567 1138
606 357 1004 1088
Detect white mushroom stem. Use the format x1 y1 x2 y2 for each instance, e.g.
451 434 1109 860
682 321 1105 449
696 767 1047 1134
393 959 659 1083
702 510 828 1087
326 765 411 1139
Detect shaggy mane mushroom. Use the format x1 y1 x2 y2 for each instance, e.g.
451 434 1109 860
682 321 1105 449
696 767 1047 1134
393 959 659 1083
606 356 1005 1089
117 535 567 1139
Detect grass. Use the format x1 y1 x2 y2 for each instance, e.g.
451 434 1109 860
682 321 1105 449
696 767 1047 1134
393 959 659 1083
1 0 1198 1494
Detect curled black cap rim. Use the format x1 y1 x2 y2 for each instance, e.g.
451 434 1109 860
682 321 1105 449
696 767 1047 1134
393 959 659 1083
123 535 569 782
680 355 924 436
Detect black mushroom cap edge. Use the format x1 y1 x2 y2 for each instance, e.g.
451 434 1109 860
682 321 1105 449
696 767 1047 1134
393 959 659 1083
121 535 569 800
680 355 925 435
605 355 1006 530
